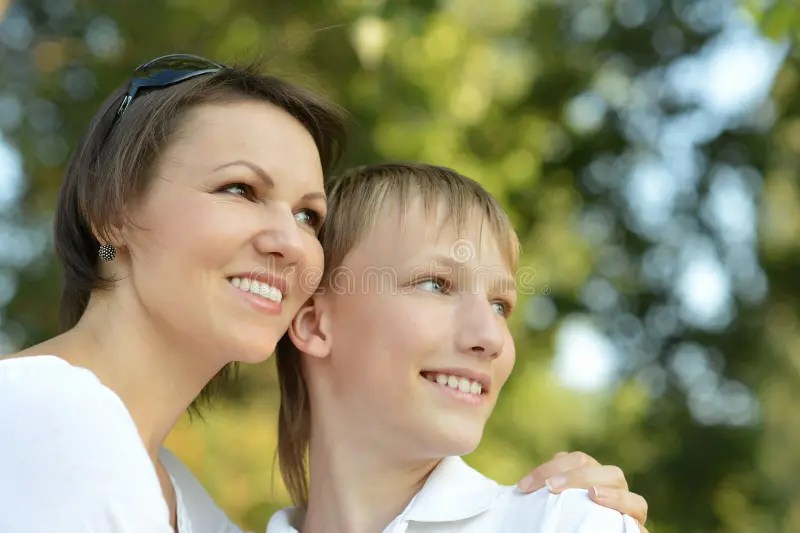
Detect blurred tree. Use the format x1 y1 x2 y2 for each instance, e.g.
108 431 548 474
0 0 797 531
747 0 800 49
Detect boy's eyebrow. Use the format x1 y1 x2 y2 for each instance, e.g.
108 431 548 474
488 274 518 295
429 254 518 292
429 254 463 270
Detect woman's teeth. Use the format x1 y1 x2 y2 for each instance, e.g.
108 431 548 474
229 277 283 303
426 373 483 395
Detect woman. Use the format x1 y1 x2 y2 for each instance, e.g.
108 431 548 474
0 55 646 532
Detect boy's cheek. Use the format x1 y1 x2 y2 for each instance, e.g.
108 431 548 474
493 350 517 397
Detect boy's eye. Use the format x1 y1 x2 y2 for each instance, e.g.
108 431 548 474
221 183 256 200
294 209 323 230
416 278 449 294
491 300 513 318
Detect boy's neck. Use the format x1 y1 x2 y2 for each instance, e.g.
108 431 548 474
302 421 440 533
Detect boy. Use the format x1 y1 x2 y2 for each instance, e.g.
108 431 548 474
269 163 640 532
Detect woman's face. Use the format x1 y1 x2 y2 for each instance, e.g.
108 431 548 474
119 100 325 368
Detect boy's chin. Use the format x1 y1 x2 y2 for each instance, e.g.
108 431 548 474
426 425 485 457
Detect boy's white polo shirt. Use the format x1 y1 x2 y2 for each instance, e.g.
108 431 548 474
266 456 640 533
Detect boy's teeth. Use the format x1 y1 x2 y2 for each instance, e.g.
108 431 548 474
228 277 283 303
430 373 483 395
270 286 282 302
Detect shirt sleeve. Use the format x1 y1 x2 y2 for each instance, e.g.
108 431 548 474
0 357 173 533
546 488 640 533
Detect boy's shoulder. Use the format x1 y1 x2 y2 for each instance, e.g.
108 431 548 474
493 485 639 533
398 457 638 532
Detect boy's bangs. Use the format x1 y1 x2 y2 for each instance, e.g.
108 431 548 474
321 163 520 282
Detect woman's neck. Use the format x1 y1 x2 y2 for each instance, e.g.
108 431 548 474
301 418 440 533
16 289 223 460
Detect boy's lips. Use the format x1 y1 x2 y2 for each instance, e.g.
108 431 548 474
419 367 491 394
419 373 488 406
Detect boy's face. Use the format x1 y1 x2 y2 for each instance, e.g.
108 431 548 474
313 195 517 458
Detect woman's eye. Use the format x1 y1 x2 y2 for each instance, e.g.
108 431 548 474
221 183 256 200
294 209 322 230
417 278 448 294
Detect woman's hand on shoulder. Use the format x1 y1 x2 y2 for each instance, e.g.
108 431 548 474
516 451 648 532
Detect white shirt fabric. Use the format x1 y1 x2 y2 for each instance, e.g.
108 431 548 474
0 355 243 533
0 355 173 533
160 448 246 533
266 456 640 533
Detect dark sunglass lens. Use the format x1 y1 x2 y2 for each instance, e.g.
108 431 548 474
136 54 223 75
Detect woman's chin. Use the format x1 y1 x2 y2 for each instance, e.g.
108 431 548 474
238 343 278 364
221 334 280 365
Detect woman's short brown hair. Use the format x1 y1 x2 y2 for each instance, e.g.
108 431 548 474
54 59 346 407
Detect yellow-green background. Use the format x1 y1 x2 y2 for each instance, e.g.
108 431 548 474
2 1 799 531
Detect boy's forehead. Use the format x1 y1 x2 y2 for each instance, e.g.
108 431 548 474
381 194 475 241
357 194 505 263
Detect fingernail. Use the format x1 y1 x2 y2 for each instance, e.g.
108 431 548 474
545 475 566 492
517 475 535 492
591 485 604 499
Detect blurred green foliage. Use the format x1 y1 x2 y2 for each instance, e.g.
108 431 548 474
1 1 799 531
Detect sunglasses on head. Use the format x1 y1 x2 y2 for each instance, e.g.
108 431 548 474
105 53 228 139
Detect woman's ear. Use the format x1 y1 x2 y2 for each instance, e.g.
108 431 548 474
91 220 127 254
288 295 332 359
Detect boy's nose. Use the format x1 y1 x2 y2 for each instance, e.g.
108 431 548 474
456 297 504 359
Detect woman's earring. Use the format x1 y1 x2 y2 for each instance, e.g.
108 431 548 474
98 243 117 261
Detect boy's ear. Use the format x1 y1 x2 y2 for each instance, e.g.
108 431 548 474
288 295 332 360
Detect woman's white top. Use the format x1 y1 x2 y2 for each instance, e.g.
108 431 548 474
160 448 246 533
266 456 640 533
0 355 242 533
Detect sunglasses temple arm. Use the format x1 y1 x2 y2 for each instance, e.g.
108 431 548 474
116 94 134 118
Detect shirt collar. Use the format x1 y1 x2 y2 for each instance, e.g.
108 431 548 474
266 457 505 532
396 456 505 524
266 507 302 533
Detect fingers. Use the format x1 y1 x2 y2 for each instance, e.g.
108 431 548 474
589 486 649 525
517 451 601 492
545 464 629 494
516 453 649 528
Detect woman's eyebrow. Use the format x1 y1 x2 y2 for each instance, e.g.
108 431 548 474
214 160 325 201
214 160 273 189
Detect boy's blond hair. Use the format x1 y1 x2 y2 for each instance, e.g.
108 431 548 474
276 162 520 507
